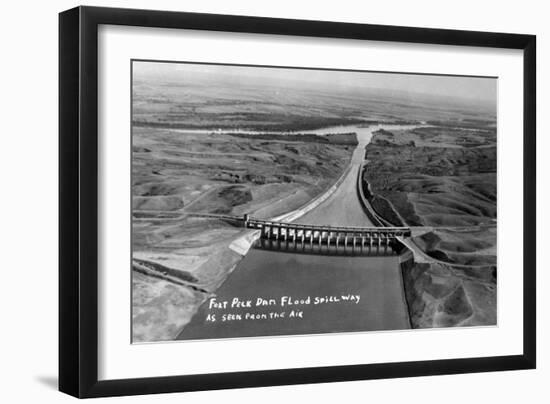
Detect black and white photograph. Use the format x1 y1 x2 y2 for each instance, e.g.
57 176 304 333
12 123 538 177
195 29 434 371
0 0 543 401
131 61 498 343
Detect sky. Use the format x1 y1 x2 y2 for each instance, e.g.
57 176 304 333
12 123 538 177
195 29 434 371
134 60 497 107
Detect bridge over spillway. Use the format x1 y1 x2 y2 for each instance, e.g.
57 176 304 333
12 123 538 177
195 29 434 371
245 217 410 256
188 213 411 256
178 124 415 341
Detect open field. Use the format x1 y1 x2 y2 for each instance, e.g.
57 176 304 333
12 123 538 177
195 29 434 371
132 66 493 131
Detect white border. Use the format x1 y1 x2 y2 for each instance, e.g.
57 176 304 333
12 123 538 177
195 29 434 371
98 25 523 381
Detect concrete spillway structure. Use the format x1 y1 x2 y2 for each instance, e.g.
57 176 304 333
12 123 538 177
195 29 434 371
178 124 418 341
246 218 410 256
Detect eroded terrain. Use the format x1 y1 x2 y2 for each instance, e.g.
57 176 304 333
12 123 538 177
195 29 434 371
363 117 497 328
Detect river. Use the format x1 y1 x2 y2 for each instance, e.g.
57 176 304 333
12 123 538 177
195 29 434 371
177 123 418 340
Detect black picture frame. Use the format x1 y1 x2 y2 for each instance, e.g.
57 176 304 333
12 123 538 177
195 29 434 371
59 5 536 398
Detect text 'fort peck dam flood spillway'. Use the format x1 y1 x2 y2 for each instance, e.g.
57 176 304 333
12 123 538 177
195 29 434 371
132 61 497 343
177 124 415 340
